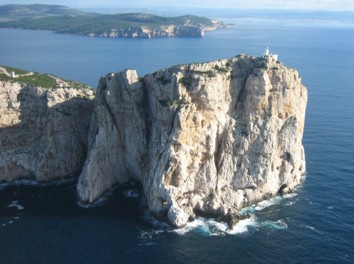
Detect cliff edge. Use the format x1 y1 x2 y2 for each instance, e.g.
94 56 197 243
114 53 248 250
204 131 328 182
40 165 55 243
0 80 95 182
77 55 307 227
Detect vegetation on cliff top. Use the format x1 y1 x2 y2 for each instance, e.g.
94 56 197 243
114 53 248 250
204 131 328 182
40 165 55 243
0 65 91 90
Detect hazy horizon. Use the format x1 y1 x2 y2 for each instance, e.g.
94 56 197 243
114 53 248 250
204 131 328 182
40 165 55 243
1 0 354 12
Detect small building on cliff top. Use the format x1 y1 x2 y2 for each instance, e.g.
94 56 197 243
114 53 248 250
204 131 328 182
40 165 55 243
264 46 278 60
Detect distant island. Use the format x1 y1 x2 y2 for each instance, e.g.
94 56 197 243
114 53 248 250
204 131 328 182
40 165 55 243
0 4 225 38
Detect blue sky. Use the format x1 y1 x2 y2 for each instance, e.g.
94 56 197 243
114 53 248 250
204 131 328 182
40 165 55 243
0 0 354 11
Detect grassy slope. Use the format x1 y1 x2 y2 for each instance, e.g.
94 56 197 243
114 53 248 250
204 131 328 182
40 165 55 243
0 71 57 88
0 65 91 89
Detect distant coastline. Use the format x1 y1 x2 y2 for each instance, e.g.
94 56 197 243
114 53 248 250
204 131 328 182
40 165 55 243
0 4 225 38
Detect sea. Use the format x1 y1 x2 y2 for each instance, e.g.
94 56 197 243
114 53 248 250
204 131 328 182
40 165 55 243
0 11 354 264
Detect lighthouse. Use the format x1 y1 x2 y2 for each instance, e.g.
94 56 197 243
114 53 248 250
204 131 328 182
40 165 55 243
264 46 278 60
264 46 270 56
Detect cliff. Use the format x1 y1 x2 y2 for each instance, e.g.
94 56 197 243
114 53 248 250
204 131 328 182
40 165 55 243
0 80 95 182
77 55 307 227
88 24 208 38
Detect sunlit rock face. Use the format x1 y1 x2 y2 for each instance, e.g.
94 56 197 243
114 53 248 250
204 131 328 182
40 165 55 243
76 55 307 227
0 81 95 182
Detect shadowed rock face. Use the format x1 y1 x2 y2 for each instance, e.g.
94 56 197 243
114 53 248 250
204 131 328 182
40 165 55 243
77 55 307 227
0 82 95 182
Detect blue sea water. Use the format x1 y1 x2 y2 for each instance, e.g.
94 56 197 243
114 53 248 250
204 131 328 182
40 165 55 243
1 16 354 264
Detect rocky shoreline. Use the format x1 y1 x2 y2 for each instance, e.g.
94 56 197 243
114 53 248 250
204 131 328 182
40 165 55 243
0 54 307 228
86 23 223 38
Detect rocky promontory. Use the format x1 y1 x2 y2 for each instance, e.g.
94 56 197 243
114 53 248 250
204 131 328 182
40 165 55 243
77 55 307 227
0 55 307 228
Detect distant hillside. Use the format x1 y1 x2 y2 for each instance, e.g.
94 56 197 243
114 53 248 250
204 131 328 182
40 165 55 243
0 4 225 38
0 4 86 21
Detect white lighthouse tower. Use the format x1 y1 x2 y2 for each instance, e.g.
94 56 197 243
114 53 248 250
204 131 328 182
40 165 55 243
264 46 278 60
264 46 270 56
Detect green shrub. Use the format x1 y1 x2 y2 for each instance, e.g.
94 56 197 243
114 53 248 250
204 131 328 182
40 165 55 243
159 96 189 109
0 73 13 82
193 70 216 78
1 65 92 90
214 65 229 73
17 73 57 88
4 66 29 75
65 80 91 90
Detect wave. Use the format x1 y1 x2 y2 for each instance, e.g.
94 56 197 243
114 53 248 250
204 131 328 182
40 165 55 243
123 189 140 198
0 177 76 190
227 217 257 235
77 185 138 208
1 216 21 228
136 192 299 237
77 187 117 208
77 194 110 208
7 200 24 210
172 215 288 236
255 196 283 211
173 216 257 236
171 194 300 236
283 193 298 199
239 192 299 213
260 219 288 230
0 179 38 190
1 220 14 227
305 225 315 230
174 217 228 236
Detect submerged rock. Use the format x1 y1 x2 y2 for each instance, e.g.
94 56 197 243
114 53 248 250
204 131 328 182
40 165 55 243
77 55 307 227
219 213 252 229
0 81 95 182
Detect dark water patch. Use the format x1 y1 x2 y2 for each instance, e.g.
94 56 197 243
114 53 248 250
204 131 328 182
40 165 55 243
0 180 144 220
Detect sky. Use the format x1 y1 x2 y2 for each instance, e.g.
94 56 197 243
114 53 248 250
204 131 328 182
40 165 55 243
0 0 354 11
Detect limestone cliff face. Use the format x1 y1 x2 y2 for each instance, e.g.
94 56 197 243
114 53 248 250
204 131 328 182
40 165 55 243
0 81 95 182
88 19 224 39
91 25 206 38
77 55 307 227
77 71 146 202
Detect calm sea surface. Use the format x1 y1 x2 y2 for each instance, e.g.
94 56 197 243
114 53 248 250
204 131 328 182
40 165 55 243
0 17 354 264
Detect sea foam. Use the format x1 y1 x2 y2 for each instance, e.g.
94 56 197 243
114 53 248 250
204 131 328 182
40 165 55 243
7 200 24 210
172 193 300 236
174 216 257 236
227 217 257 235
255 196 283 211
